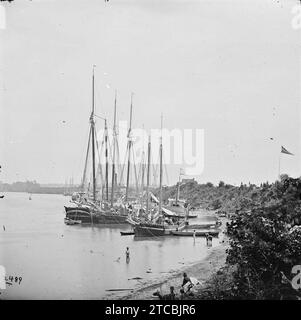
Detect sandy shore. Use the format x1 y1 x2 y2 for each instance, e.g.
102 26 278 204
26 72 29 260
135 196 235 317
122 219 229 300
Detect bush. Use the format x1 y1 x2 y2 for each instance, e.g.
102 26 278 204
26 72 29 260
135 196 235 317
226 177 301 299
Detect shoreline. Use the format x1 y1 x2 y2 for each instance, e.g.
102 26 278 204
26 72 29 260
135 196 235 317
120 219 229 300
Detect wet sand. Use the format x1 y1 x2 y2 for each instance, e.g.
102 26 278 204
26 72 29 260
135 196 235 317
122 219 229 300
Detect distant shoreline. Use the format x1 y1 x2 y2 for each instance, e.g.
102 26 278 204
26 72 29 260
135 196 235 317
0 190 69 195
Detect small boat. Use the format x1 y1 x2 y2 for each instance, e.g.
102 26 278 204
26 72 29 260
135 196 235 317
171 229 220 237
186 222 218 229
0 195 4 199
134 220 187 237
187 214 198 219
64 218 82 225
120 231 135 236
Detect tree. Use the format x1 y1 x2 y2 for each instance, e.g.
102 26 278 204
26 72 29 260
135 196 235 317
218 181 225 188
226 177 301 299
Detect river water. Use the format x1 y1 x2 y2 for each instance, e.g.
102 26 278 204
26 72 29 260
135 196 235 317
0 192 219 299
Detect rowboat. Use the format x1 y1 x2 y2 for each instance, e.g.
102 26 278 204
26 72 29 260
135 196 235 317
171 229 220 237
120 231 135 236
134 221 186 237
186 222 218 229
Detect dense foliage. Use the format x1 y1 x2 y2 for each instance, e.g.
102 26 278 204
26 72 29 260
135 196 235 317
159 176 301 299
225 176 301 299
157 179 258 212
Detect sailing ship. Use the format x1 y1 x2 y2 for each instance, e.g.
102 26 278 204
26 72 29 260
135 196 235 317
64 67 129 224
131 117 187 237
162 170 198 218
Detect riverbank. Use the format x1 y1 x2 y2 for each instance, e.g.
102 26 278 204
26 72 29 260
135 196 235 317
122 219 229 300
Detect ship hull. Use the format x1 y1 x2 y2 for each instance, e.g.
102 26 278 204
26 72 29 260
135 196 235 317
171 229 220 237
64 206 128 224
134 225 166 237
96 213 128 224
134 222 186 237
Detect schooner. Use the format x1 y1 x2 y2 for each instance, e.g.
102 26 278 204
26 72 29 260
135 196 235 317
64 67 129 224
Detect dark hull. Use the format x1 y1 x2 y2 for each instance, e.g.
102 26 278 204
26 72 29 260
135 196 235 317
120 231 135 236
65 207 94 223
134 222 185 237
163 213 197 219
97 213 128 224
172 229 220 237
64 206 128 224
134 225 166 237
65 206 90 213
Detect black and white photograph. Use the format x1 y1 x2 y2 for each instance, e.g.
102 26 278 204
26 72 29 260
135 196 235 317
0 0 301 309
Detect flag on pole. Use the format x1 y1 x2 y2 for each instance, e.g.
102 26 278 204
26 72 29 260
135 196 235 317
281 146 294 156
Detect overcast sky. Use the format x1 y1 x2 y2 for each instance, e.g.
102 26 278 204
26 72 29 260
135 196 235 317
0 0 300 186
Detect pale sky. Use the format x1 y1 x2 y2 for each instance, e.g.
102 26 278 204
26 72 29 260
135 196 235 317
0 0 300 186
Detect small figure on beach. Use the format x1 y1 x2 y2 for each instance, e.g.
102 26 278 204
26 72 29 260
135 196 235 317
205 233 212 247
180 288 190 299
206 234 213 247
193 230 196 242
153 286 177 300
3 225 5 231
181 272 193 292
126 247 130 264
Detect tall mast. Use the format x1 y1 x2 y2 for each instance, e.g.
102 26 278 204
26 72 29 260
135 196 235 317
175 169 181 205
105 119 109 201
159 114 163 217
140 124 145 193
140 151 145 193
81 126 92 191
91 65 96 202
146 135 151 215
111 90 117 207
125 93 133 202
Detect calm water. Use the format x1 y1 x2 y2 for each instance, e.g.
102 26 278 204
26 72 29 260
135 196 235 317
0 192 219 299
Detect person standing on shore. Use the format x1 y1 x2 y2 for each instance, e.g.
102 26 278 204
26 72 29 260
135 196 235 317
205 233 209 246
125 247 130 263
206 234 213 247
153 286 177 300
193 230 196 243
182 273 193 293
182 273 190 285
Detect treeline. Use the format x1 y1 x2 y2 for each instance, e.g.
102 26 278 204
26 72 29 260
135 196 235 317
156 179 263 212
0 181 75 194
0 181 41 193
192 175 301 300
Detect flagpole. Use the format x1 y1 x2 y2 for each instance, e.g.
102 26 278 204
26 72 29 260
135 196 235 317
278 153 281 180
